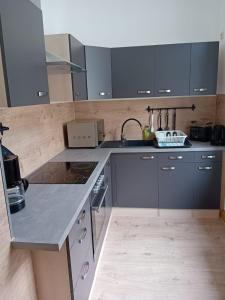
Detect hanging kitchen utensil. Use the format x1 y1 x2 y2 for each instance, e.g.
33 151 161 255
150 110 154 133
164 109 169 130
172 109 177 130
157 109 163 131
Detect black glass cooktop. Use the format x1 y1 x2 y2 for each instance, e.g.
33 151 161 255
27 162 98 184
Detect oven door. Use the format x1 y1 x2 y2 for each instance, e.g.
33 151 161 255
91 184 108 261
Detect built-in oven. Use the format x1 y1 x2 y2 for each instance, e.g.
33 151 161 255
91 170 108 261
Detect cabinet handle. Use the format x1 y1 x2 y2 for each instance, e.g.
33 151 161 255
77 210 86 224
140 156 155 160
137 90 151 94
99 92 106 96
194 88 208 93
168 156 183 160
78 228 87 244
37 91 48 97
81 262 90 280
161 166 176 171
201 155 216 160
158 89 171 94
198 166 213 171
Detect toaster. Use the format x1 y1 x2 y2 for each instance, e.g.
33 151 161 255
211 125 225 146
189 122 212 142
67 119 105 148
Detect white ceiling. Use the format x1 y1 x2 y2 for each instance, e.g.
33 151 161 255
41 0 223 47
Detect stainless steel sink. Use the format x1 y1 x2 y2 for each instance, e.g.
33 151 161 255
100 140 154 148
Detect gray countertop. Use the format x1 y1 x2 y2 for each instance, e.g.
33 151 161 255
10 142 225 251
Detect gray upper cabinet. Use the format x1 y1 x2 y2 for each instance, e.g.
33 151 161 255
0 0 49 106
155 44 191 97
69 35 88 101
190 42 219 95
86 46 112 100
112 153 158 208
111 46 155 98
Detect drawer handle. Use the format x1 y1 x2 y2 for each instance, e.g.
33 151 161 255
201 155 216 160
140 156 155 160
194 88 207 93
168 156 183 160
158 89 171 94
78 228 87 244
81 262 90 280
137 90 151 95
161 166 176 171
198 166 213 171
99 92 106 96
77 210 86 225
37 91 48 97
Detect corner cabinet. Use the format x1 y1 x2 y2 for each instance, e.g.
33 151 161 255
0 0 49 106
112 153 158 208
85 46 112 100
190 42 219 96
111 46 155 98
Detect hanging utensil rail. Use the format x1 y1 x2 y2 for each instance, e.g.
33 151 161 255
146 104 196 113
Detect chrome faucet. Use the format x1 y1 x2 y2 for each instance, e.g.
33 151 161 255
121 118 143 141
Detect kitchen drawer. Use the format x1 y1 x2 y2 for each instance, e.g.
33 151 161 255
195 151 222 163
68 199 91 249
73 246 95 300
69 218 92 289
158 152 194 163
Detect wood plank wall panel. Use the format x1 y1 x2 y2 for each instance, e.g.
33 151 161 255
0 102 75 177
75 96 217 140
0 164 37 300
0 102 75 300
216 94 225 210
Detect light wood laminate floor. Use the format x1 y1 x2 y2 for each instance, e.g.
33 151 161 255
91 209 225 300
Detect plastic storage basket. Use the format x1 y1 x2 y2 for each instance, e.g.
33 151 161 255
155 130 187 147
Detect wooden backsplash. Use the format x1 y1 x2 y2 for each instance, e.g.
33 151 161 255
0 102 75 177
75 96 217 140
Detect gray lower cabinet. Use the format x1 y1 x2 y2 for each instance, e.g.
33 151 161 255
190 42 219 95
111 46 155 98
158 162 195 209
0 0 49 106
85 46 112 100
194 162 221 209
69 35 88 101
155 44 191 97
112 153 158 208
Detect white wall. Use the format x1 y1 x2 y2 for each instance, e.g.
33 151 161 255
217 1 225 94
41 0 222 47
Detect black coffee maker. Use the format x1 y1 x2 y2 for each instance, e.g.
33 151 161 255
0 124 29 214
211 125 225 146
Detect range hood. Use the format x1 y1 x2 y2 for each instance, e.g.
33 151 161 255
46 51 86 73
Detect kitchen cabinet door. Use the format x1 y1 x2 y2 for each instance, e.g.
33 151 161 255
0 0 49 106
69 35 87 100
155 44 191 97
112 153 158 208
111 46 155 98
190 42 219 95
194 162 221 209
86 46 112 100
104 158 112 223
158 162 195 209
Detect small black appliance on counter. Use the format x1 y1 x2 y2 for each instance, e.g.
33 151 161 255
2 145 29 214
211 125 225 146
189 122 212 142
0 122 29 214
